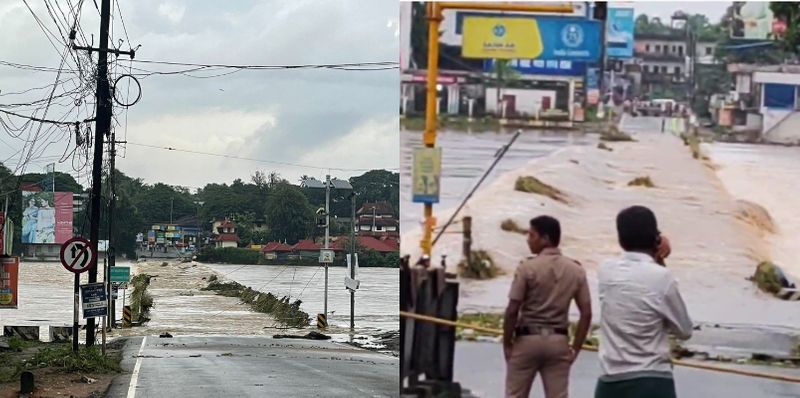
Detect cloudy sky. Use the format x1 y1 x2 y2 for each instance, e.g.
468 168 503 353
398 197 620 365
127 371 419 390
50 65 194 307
627 1 727 23
0 0 399 190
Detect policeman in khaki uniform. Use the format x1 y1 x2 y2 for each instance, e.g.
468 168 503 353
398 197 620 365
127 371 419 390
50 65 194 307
503 216 592 398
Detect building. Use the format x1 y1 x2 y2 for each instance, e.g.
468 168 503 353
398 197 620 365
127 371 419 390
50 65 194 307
633 31 690 97
261 241 293 261
356 202 399 237
211 218 239 249
721 64 800 144
332 236 399 256
291 240 321 260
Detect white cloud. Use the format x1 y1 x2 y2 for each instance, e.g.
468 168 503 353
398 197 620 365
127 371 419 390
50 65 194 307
296 116 400 177
157 2 186 24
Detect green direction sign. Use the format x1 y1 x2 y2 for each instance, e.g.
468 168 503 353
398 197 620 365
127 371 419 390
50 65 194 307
110 266 130 283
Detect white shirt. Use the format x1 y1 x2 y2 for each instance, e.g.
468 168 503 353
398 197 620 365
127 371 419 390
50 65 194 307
597 252 693 380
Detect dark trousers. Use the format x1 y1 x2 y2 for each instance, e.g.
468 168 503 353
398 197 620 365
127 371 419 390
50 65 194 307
595 377 677 398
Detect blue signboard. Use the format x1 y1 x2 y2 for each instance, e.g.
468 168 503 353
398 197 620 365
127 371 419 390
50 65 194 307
456 12 602 61
607 8 635 58
484 59 586 76
586 67 600 89
80 282 107 319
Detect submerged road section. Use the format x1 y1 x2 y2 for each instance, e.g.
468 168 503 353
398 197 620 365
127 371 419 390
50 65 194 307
107 335 398 397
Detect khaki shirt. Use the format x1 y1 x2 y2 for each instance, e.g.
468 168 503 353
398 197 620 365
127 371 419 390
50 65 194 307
508 248 589 329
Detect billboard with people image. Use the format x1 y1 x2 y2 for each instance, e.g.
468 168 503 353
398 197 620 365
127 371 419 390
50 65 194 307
21 190 73 244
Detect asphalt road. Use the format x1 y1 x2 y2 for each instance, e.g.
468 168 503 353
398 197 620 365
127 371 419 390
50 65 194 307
454 342 800 398
107 335 398 397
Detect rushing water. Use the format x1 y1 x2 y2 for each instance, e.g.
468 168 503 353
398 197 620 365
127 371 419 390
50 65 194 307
0 261 128 340
705 142 800 283
206 264 399 334
400 128 595 237
400 123 800 334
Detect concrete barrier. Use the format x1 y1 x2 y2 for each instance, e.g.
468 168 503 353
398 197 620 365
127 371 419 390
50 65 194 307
48 326 72 342
3 326 40 341
123 305 132 328
316 313 327 330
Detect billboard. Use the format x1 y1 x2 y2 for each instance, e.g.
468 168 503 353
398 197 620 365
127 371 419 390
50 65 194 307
483 59 586 76
607 8 634 58
731 2 776 40
0 256 19 309
459 14 601 61
21 191 73 244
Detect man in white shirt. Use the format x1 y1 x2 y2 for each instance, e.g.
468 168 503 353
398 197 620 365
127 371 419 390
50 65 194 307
595 206 693 398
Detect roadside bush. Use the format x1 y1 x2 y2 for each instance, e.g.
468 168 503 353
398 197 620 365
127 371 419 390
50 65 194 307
458 250 501 279
515 176 569 203
130 274 154 323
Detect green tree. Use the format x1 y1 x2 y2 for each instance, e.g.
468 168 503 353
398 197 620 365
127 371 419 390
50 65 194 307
771 2 800 53
264 183 313 244
349 170 400 214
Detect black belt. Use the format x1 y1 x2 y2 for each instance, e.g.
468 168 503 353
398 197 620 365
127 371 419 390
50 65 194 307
516 325 568 336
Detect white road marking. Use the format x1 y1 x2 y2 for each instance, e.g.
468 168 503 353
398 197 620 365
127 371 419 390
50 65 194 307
126 336 147 398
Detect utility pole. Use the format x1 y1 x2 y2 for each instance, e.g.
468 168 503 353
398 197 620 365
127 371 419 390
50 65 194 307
107 130 117 329
324 174 330 320
350 192 356 330
86 0 113 347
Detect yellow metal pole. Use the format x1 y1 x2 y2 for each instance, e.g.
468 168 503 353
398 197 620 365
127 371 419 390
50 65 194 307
419 1 574 256
421 2 442 256
438 2 573 13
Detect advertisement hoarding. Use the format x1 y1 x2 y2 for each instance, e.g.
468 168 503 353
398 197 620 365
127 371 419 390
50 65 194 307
607 8 634 58
21 190 73 244
458 14 602 61
0 256 19 309
731 2 776 40
483 59 586 76
412 147 442 204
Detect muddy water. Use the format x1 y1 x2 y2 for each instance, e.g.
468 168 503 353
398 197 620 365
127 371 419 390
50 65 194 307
400 128 800 332
0 260 398 344
400 128 595 233
705 142 800 283
206 264 399 334
0 261 125 341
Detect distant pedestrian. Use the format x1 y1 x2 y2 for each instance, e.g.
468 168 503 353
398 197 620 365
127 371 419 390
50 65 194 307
595 206 692 398
504 215 592 398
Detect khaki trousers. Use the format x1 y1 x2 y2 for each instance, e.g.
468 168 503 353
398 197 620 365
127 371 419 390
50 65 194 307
505 334 571 398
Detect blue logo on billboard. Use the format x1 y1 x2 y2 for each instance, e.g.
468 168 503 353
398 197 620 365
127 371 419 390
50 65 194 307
561 24 584 48
493 24 506 37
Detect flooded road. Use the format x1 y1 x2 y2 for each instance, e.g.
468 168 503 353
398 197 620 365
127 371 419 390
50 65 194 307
0 261 397 343
400 128 595 234
206 264 398 334
400 125 800 333
705 142 800 282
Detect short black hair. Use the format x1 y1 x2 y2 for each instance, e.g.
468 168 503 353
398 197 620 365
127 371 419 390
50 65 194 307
530 215 561 246
616 206 659 251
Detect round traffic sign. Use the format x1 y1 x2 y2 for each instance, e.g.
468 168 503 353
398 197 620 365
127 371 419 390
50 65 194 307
59 237 97 274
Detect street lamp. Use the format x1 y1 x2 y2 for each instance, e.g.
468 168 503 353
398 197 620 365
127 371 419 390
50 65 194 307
301 175 353 328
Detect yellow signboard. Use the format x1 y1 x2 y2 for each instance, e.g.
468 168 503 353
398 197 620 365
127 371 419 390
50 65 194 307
462 17 543 59
412 147 442 203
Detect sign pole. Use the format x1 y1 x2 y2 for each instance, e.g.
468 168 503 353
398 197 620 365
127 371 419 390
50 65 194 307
324 174 330 320
73 273 79 352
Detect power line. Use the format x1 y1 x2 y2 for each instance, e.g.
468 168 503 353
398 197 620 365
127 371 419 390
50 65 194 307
124 142 400 172
129 59 398 69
